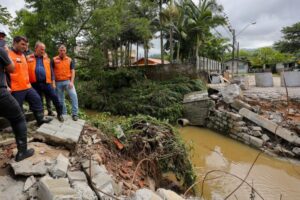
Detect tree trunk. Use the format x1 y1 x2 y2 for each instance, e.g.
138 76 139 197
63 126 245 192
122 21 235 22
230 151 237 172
129 42 132 66
144 41 148 66
120 45 124 67
159 0 164 65
176 41 181 63
170 27 173 64
136 42 139 62
196 36 200 72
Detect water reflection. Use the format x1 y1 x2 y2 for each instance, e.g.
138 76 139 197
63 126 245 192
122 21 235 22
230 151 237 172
179 126 300 200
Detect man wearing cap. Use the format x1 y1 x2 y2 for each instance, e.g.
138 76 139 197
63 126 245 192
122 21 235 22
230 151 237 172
8 36 52 126
26 41 64 122
0 40 34 162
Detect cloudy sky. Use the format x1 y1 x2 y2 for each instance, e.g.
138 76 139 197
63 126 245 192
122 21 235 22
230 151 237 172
1 0 300 54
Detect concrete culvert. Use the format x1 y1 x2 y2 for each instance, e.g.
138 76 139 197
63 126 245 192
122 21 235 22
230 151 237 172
177 118 190 127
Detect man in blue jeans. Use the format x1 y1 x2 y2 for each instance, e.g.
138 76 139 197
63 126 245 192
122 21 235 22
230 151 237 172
51 45 78 121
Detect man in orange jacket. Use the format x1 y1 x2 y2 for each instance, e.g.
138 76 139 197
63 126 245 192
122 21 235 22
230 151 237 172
8 36 52 126
27 42 64 122
0 38 34 162
52 45 79 121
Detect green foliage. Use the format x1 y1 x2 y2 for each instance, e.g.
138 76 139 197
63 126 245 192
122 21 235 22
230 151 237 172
77 69 205 123
225 47 295 67
274 21 300 56
0 5 12 25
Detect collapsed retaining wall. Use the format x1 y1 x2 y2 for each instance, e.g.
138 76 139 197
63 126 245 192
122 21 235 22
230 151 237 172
207 109 265 149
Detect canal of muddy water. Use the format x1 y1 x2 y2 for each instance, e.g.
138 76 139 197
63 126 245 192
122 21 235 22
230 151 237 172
179 126 300 200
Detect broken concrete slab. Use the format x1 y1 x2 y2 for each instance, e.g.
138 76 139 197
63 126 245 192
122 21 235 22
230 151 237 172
36 116 85 149
10 142 69 176
23 176 36 192
11 159 48 176
132 188 162 200
156 188 185 200
292 147 300 156
82 160 108 177
221 84 241 104
92 172 116 198
50 153 69 178
81 159 119 199
38 176 80 200
72 181 97 200
239 108 300 145
0 176 27 200
230 99 252 111
67 171 87 184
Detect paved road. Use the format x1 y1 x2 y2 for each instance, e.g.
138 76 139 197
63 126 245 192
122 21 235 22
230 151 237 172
244 75 300 100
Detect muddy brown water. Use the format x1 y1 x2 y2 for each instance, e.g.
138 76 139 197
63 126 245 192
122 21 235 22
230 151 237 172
179 126 300 200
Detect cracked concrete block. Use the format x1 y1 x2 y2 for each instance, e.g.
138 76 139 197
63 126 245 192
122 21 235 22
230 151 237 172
156 188 185 200
36 117 85 148
50 153 69 178
261 134 270 142
0 176 27 200
23 176 36 192
38 176 79 200
11 160 48 176
72 181 97 200
132 188 162 200
251 126 262 131
292 147 300 156
67 171 87 184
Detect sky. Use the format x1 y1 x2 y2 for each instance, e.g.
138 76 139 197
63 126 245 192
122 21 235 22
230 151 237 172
1 0 300 54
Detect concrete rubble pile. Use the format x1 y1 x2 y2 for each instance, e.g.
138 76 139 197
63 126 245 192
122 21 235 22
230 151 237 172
0 117 193 200
181 79 300 159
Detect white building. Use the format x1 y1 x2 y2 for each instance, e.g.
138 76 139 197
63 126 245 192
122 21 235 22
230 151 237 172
224 59 249 73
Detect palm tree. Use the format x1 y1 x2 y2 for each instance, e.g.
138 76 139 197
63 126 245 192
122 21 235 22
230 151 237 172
184 0 225 70
160 0 180 63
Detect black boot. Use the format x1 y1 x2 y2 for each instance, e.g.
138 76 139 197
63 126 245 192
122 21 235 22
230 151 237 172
55 104 64 122
15 136 34 162
33 111 52 126
47 110 55 116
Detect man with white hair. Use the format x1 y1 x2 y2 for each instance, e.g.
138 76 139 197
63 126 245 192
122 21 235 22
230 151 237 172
26 41 64 122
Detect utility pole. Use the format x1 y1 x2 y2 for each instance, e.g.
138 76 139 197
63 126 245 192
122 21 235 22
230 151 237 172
231 29 235 76
237 42 239 74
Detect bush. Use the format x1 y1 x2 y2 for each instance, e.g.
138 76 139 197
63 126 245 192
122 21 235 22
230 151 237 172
77 68 205 123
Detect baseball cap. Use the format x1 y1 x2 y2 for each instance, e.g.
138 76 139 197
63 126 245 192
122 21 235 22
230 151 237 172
0 30 6 36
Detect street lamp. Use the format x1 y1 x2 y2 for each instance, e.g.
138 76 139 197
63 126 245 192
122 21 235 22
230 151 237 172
231 21 256 75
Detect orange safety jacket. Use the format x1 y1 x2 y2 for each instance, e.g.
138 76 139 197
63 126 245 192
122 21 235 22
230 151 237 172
26 54 52 84
53 56 72 81
8 50 31 92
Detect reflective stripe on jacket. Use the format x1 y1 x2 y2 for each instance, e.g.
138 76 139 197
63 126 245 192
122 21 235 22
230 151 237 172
8 50 31 91
27 53 52 83
53 56 72 81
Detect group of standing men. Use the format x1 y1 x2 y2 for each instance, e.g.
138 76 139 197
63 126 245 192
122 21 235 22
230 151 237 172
0 30 79 162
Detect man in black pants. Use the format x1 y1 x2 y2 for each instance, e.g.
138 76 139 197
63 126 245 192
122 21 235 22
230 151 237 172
0 47 34 162
26 42 64 122
8 36 52 126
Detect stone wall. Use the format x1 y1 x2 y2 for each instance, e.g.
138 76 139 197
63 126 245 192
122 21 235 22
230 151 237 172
207 109 264 149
